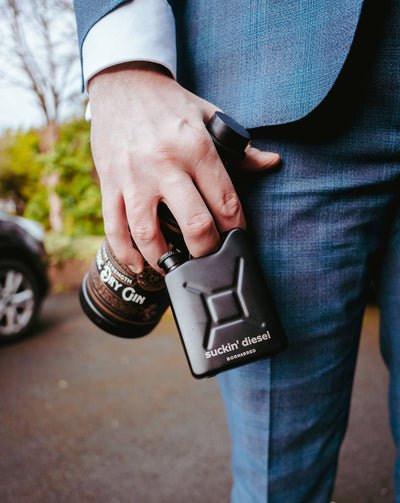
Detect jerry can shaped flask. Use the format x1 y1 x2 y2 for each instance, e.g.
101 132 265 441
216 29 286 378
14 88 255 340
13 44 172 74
160 229 288 378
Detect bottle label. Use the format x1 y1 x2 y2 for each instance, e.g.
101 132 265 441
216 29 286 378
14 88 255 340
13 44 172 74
86 239 168 325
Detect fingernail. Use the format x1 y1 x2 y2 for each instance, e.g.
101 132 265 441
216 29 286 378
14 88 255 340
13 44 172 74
127 264 143 274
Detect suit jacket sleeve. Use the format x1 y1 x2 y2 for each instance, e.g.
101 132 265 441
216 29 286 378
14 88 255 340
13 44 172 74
73 0 129 52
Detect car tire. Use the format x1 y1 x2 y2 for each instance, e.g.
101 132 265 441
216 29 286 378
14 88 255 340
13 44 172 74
0 258 43 341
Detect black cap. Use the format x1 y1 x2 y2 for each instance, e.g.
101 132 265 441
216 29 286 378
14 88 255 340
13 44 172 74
158 249 186 273
206 112 250 155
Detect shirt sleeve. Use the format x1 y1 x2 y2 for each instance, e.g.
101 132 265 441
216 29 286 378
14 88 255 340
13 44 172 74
82 0 177 90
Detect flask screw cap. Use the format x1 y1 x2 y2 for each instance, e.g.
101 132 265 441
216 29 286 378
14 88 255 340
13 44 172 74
158 249 186 273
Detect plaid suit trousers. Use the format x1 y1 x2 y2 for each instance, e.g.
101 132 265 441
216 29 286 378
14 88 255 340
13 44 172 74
217 0 400 501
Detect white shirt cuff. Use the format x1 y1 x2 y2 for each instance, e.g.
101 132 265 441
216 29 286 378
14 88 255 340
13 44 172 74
82 0 177 91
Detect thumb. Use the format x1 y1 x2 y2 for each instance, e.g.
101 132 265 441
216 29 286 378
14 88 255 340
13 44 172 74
239 143 281 172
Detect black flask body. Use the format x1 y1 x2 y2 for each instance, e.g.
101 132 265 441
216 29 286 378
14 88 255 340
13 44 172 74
163 229 288 378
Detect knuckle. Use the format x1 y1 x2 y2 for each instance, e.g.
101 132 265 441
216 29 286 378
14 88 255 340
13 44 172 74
178 121 212 160
188 125 210 151
103 235 137 266
103 220 117 237
188 129 214 163
160 169 188 189
103 224 127 248
184 213 215 239
153 141 179 165
131 222 158 244
116 248 136 266
220 192 241 220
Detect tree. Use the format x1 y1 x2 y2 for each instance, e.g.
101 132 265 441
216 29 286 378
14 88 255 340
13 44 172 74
0 0 84 232
0 0 82 129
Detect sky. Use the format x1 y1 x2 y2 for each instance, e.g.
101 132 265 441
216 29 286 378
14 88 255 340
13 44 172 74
0 85 45 132
0 82 84 133
0 0 82 133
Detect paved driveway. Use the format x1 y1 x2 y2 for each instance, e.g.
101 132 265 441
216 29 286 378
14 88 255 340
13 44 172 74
0 292 395 502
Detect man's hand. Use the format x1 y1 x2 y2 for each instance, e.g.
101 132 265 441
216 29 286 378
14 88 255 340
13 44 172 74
88 62 280 272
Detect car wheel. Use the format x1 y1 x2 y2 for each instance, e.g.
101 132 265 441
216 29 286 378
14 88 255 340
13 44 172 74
0 259 42 341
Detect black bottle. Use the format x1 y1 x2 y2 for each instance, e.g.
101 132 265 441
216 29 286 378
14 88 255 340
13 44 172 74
79 112 251 338
158 229 288 378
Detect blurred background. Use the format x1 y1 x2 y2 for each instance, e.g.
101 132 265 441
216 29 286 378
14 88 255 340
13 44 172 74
0 1 396 501
0 0 102 264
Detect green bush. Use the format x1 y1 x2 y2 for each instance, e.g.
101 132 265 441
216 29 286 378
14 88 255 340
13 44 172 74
0 117 104 236
0 129 44 215
50 118 103 235
45 233 104 266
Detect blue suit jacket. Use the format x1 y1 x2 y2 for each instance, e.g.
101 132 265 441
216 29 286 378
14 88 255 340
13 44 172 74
74 0 364 128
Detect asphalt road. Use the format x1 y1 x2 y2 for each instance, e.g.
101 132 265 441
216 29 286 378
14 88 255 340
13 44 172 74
0 292 396 503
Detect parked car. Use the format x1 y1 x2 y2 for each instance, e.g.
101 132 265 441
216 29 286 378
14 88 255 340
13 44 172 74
0 212 49 341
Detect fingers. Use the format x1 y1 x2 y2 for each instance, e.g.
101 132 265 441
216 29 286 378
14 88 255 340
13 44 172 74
101 133 280 271
188 135 246 233
101 194 145 273
160 169 221 258
99 135 280 272
197 97 281 174
123 190 169 269
240 143 281 171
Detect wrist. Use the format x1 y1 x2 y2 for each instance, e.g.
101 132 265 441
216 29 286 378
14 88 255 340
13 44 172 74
87 61 173 93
